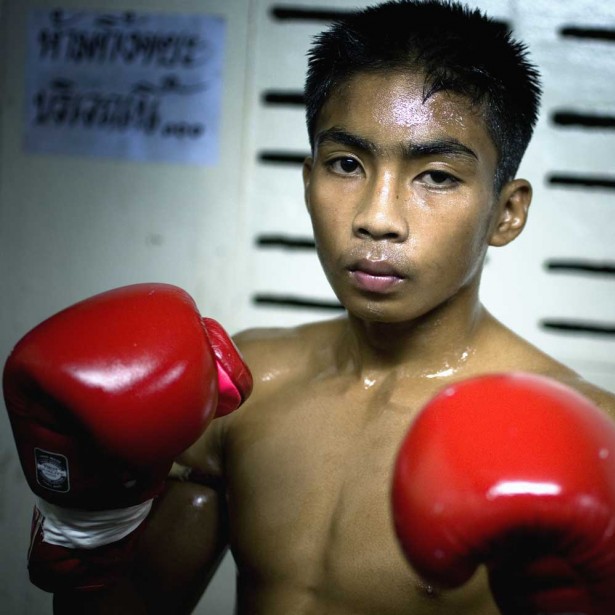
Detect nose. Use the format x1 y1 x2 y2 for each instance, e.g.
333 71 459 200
352 172 409 242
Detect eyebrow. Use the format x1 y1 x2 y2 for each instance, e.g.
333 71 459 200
315 127 478 162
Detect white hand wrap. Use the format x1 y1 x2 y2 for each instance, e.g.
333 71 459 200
36 497 153 549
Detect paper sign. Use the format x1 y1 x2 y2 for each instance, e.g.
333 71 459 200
24 9 226 165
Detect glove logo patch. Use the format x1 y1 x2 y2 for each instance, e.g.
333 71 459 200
34 448 70 492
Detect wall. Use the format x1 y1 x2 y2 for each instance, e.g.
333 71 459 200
1 0 613 613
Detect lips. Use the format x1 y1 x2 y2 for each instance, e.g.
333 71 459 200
348 258 405 293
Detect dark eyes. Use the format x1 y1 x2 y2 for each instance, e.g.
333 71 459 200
325 157 460 188
422 170 459 187
327 157 361 174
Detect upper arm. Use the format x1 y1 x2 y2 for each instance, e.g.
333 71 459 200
176 408 227 485
175 327 273 476
135 325 303 611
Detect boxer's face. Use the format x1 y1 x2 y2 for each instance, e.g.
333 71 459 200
303 70 530 323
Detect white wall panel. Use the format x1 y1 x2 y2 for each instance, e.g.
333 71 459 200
481 0 615 390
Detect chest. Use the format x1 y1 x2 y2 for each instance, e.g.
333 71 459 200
225 379 430 609
228 376 414 517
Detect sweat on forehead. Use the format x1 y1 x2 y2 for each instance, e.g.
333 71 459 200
312 71 499 181
312 67 511 192
314 127 480 166
314 71 493 154
320 69 487 124
304 0 542 190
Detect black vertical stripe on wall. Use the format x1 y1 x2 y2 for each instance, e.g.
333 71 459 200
560 26 615 42
551 111 615 129
259 152 308 165
546 174 615 190
269 6 354 22
256 235 316 250
253 294 344 310
262 91 306 106
545 260 615 276
541 320 615 336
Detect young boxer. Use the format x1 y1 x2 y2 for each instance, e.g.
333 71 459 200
8 2 615 614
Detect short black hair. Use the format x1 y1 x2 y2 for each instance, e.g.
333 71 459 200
305 0 542 191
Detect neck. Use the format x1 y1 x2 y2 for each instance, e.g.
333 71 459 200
338 290 489 380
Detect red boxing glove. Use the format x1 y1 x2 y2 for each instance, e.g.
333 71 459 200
392 372 615 615
3 283 252 592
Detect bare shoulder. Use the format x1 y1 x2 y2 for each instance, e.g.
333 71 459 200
552 372 615 420
480 313 615 419
233 317 346 393
178 318 345 472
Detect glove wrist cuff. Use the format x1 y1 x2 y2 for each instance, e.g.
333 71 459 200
34 497 153 550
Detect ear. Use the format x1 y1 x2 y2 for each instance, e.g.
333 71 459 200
489 179 532 247
302 156 313 211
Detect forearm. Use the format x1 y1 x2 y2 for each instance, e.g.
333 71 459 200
52 479 229 614
53 579 147 615
132 479 229 613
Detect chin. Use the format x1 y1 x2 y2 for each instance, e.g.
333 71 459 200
343 297 410 324
342 291 447 326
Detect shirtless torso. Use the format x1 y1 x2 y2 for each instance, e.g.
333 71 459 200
174 308 615 615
